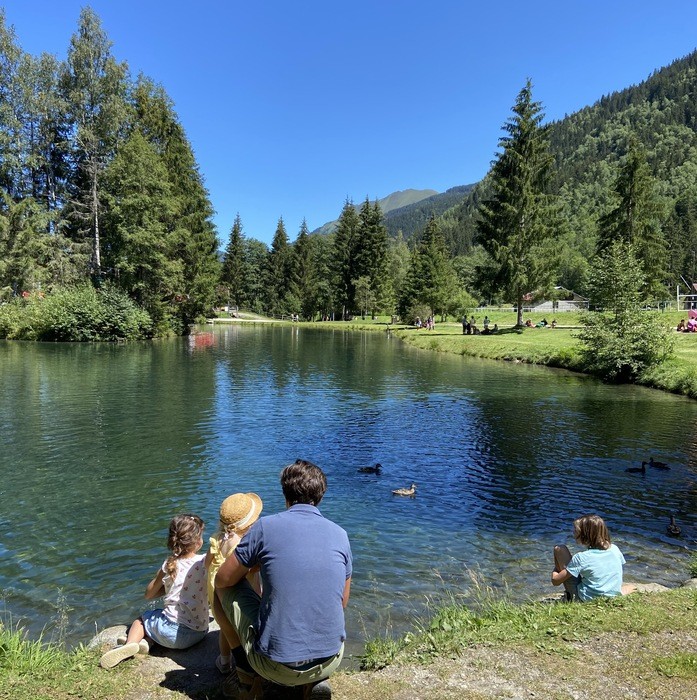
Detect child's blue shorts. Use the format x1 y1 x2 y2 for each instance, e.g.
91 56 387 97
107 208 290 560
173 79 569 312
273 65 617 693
141 609 207 649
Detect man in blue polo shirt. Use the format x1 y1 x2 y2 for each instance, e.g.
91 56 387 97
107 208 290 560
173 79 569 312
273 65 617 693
215 459 352 700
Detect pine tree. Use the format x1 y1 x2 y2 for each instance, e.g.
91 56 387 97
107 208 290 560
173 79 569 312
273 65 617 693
221 214 247 308
408 216 458 319
579 241 673 381
332 200 360 318
102 130 181 326
244 238 269 313
596 138 667 298
132 77 220 325
264 218 293 314
476 80 560 326
386 232 410 315
292 219 318 320
0 193 50 295
355 198 389 317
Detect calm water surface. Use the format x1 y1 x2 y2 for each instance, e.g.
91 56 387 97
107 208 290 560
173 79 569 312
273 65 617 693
1 325 696 657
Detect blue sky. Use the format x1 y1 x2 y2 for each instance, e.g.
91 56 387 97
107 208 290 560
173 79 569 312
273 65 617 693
4 1 697 246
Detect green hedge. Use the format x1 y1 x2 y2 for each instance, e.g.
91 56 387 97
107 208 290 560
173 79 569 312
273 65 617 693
0 286 153 341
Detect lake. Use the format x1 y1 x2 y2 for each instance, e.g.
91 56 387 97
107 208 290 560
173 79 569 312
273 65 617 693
1 324 695 658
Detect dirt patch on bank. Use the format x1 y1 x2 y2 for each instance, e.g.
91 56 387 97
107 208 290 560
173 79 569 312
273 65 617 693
332 630 696 700
95 625 696 700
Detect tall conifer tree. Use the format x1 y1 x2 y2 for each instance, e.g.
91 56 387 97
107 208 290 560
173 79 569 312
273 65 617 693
476 80 559 326
264 217 292 313
332 199 360 318
102 130 181 325
355 198 389 316
596 138 666 298
131 77 219 324
292 219 318 319
221 213 247 308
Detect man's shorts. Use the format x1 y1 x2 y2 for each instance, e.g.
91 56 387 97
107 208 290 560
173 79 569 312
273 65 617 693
219 580 343 686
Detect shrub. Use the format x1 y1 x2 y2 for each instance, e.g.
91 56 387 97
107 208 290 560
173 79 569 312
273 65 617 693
406 302 432 326
578 242 674 381
578 310 674 381
0 286 153 341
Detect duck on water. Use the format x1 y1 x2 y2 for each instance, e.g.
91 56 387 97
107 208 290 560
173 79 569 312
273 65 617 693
357 463 382 474
644 457 670 470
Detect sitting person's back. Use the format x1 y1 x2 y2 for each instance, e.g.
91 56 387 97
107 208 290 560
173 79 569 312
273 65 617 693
238 500 350 662
552 514 625 601
215 459 352 699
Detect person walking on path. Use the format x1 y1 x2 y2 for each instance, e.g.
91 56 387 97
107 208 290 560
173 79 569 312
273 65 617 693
215 459 352 700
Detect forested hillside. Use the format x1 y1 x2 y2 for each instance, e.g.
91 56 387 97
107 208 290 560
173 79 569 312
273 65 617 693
442 50 697 295
311 188 437 237
384 185 474 241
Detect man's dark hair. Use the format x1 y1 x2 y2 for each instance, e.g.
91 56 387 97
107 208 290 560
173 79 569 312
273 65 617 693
281 459 327 506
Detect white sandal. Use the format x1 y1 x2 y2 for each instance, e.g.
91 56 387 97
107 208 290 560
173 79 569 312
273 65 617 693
99 642 140 669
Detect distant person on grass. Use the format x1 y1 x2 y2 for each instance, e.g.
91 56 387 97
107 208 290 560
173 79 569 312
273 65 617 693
215 459 352 700
552 514 630 602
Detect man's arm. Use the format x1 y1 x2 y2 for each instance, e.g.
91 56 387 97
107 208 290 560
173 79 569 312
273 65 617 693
342 577 351 608
215 552 250 589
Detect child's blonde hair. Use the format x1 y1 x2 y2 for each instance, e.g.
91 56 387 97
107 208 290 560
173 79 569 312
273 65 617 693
573 514 611 550
165 513 204 578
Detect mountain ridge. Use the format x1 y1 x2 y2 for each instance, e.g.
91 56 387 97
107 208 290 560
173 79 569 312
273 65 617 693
310 188 437 236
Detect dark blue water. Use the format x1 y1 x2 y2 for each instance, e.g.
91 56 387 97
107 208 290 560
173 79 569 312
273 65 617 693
1 325 695 656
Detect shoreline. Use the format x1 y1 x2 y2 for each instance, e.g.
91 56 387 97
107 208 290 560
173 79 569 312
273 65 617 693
208 316 697 402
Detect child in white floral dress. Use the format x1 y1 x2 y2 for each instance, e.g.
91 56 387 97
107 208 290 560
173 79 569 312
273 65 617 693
100 513 211 668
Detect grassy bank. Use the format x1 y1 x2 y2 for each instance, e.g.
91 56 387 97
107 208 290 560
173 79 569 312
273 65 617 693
4 587 696 700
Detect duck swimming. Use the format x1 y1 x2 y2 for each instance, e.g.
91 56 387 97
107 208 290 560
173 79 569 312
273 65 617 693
392 483 417 496
357 463 382 474
646 457 670 470
667 515 681 536
625 463 646 474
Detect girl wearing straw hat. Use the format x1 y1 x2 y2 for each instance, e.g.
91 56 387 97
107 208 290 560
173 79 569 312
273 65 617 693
208 492 263 674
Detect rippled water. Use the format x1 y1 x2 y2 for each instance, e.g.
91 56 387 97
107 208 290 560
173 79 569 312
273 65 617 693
1 325 696 656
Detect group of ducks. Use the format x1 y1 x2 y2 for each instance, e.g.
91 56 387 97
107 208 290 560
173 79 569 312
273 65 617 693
625 457 670 474
359 459 683 532
356 463 417 497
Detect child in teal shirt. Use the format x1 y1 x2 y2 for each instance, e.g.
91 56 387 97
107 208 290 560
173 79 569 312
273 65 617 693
552 514 626 601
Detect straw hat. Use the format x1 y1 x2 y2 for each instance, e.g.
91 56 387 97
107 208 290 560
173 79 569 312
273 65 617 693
219 492 263 531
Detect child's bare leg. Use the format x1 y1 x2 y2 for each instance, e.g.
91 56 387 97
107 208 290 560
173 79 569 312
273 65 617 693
214 591 241 649
213 602 231 662
126 617 146 644
554 544 572 572
553 544 578 600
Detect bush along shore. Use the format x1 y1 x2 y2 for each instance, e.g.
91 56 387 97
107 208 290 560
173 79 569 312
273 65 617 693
3 581 696 700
